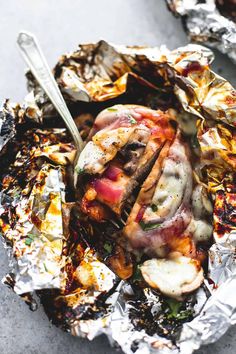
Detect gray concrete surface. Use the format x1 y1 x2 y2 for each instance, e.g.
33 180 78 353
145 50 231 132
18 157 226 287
0 1 235 353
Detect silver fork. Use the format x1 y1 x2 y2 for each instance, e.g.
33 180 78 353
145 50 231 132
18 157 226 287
16 31 132 225
17 31 84 185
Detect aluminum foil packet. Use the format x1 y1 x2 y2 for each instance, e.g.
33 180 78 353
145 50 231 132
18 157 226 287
0 40 236 354
166 0 236 64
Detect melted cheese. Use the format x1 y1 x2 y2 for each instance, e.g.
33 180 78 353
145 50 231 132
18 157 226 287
141 256 203 299
192 219 213 242
76 141 107 174
143 140 191 222
76 127 134 174
192 185 213 219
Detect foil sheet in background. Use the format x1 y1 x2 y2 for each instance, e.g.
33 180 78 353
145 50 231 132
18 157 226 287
0 40 236 354
166 0 236 64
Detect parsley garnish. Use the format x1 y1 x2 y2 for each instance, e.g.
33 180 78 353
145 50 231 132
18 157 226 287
107 107 118 112
166 298 181 317
127 114 136 124
165 298 193 320
25 239 32 246
25 233 36 246
75 166 84 175
132 265 143 282
43 262 48 272
151 204 158 212
139 220 160 231
104 241 112 254
13 190 21 199
129 118 137 124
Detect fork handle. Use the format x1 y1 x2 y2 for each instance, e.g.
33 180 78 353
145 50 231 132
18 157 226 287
17 31 84 154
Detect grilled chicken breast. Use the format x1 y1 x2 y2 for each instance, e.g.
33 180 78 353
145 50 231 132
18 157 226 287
76 104 175 218
75 106 212 299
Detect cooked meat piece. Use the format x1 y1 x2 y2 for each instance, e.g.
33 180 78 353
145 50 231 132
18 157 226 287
87 104 152 137
124 134 193 256
106 244 133 280
77 127 137 175
77 104 175 217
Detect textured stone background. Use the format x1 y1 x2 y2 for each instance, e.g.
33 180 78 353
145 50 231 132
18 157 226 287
0 1 235 353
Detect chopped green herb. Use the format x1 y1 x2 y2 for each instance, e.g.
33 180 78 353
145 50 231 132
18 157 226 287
127 114 137 124
139 220 160 231
25 238 33 246
132 265 143 282
25 233 36 246
13 190 21 199
165 298 193 320
166 298 181 317
130 118 137 124
174 310 193 320
151 204 158 212
27 233 36 238
107 107 118 112
43 262 48 272
75 166 84 175
104 241 112 254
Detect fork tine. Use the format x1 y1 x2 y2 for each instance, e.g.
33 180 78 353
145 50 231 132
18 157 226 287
123 209 129 218
120 217 126 225
109 205 132 230
109 219 121 229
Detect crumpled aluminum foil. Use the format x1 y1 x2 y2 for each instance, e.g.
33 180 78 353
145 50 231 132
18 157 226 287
0 101 16 151
0 123 76 294
166 0 236 64
0 40 236 354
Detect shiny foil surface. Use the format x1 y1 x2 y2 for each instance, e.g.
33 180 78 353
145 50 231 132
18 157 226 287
0 41 236 353
166 0 236 63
